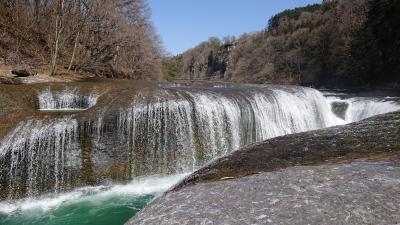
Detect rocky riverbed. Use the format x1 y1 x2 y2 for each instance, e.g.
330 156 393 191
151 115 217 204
128 111 400 225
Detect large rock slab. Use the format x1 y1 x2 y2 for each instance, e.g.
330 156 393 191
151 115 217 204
129 161 400 225
172 111 400 190
128 111 400 224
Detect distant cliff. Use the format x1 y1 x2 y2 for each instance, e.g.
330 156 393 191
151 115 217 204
166 0 400 88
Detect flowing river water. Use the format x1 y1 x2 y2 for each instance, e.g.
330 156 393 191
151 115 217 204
0 83 399 225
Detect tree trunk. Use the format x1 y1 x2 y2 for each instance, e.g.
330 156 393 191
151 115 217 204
51 0 64 76
68 32 80 71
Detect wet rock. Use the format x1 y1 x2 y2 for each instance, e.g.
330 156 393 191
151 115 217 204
330 101 349 119
129 161 400 225
11 69 37 77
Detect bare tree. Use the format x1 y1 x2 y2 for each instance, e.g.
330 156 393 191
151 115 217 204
50 0 65 75
1 0 163 80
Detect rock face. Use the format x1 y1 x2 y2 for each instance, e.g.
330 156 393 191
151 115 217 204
129 161 400 225
128 111 400 225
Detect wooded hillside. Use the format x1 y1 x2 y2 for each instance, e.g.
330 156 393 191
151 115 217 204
0 0 162 80
169 0 400 87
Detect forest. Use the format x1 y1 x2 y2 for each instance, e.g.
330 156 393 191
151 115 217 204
1 0 399 87
168 0 400 88
0 0 162 80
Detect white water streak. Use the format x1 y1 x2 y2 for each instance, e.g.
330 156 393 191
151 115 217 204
327 96 400 122
38 88 98 110
0 118 79 197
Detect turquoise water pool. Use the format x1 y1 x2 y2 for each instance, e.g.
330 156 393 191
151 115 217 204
0 174 187 225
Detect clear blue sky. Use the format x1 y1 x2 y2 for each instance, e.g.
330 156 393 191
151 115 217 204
148 0 321 55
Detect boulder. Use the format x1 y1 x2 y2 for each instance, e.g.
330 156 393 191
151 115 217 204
11 69 37 77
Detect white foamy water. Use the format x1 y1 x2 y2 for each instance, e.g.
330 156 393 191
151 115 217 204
0 173 187 214
326 96 400 122
38 88 98 110
346 97 400 121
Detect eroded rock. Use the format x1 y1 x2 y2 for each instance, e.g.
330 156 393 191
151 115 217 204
129 161 400 225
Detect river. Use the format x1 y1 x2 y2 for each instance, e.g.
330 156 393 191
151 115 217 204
0 82 399 225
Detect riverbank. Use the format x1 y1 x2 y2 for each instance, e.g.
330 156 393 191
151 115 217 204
128 111 400 224
0 66 97 84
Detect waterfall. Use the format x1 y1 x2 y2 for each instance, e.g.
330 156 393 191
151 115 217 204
346 97 400 121
38 88 98 111
117 90 196 175
326 96 400 122
1 84 398 199
0 118 79 199
114 86 344 176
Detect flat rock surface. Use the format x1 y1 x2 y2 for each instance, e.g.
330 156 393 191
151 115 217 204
129 161 400 225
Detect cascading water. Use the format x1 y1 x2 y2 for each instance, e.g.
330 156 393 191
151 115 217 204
346 97 400 121
1 84 399 225
1 85 347 199
0 118 80 199
114 86 345 176
38 88 98 111
3 85 400 200
326 96 400 122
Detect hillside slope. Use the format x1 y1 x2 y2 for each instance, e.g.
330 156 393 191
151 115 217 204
0 0 162 80
169 0 400 88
